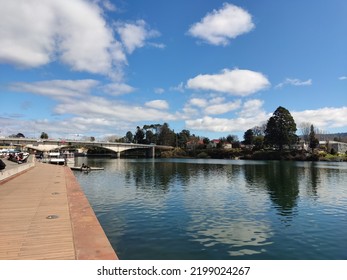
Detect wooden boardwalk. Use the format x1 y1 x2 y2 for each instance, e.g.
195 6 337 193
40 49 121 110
0 162 118 260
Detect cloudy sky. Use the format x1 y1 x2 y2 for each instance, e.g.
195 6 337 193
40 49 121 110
1 0 346 140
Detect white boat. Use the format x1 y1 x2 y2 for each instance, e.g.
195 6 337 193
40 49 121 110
45 152 65 165
42 152 73 165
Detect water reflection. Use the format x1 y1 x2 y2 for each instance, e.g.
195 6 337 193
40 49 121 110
244 161 299 219
74 158 347 259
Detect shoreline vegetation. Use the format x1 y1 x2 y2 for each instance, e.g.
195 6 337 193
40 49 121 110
113 106 347 162
159 147 347 162
85 146 347 162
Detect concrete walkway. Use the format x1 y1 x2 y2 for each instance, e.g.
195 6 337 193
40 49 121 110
0 162 118 260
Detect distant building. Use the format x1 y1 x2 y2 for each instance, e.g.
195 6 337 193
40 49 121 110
319 141 347 154
223 143 232 149
291 140 308 151
186 139 204 150
207 139 220 149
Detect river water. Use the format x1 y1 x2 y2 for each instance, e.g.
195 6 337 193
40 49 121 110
73 158 347 260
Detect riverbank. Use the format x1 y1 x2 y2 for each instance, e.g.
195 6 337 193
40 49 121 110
0 162 118 260
159 147 347 162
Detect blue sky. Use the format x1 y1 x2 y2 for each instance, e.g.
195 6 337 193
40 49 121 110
1 0 346 140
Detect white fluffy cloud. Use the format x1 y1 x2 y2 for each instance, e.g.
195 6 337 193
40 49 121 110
100 0 117 11
145 100 169 110
188 97 241 115
10 79 99 99
238 99 266 118
185 98 268 133
187 68 270 96
0 0 126 75
189 98 208 108
54 96 176 123
8 78 174 124
115 20 161 54
186 115 260 133
10 79 138 100
275 78 312 88
292 107 347 129
0 0 161 78
204 101 241 115
187 3 254 46
102 83 136 96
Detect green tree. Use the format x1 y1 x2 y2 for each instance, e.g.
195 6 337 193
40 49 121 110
203 137 210 145
125 131 133 143
309 124 319 153
299 122 312 142
177 129 190 148
243 129 254 145
253 136 264 150
134 126 145 143
252 124 266 136
145 130 157 144
157 123 175 146
264 106 298 150
40 132 48 139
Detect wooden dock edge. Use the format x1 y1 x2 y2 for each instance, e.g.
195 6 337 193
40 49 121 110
64 167 119 260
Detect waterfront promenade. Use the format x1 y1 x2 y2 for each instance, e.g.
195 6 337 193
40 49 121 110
0 160 118 260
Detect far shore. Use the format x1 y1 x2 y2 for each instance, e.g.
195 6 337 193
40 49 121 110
158 148 347 162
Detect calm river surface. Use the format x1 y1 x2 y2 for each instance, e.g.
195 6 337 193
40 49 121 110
73 158 347 260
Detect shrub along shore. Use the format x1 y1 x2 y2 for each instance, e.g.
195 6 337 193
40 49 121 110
159 147 347 162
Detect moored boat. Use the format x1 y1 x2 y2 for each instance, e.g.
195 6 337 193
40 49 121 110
70 166 104 171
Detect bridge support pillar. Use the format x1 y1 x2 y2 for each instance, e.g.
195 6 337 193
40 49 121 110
115 152 120 158
147 146 155 158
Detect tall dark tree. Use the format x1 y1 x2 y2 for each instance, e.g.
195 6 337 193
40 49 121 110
125 131 133 143
264 106 298 150
40 132 49 139
157 123 175 146
309 124 319 153
11 132 25 138
145 130 157 144
243 129 254 145
177 129 190 148
134 126 145 144
203 137 210 145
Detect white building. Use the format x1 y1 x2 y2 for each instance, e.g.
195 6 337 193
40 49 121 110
319 141 347 154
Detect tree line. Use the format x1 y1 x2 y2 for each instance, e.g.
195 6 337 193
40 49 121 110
116 123 240 149
118 106 323 152
7 106 344 152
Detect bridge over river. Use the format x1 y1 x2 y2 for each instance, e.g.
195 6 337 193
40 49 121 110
0 137 173 158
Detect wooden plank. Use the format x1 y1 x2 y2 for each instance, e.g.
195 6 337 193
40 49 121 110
0 162 118 260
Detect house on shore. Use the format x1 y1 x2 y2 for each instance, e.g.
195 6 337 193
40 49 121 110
207 139 220 149
319 141 347 154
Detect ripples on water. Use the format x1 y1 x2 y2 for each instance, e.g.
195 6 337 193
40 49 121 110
74 158 347 260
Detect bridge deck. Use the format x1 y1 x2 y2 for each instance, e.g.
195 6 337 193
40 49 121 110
0 162 117 260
